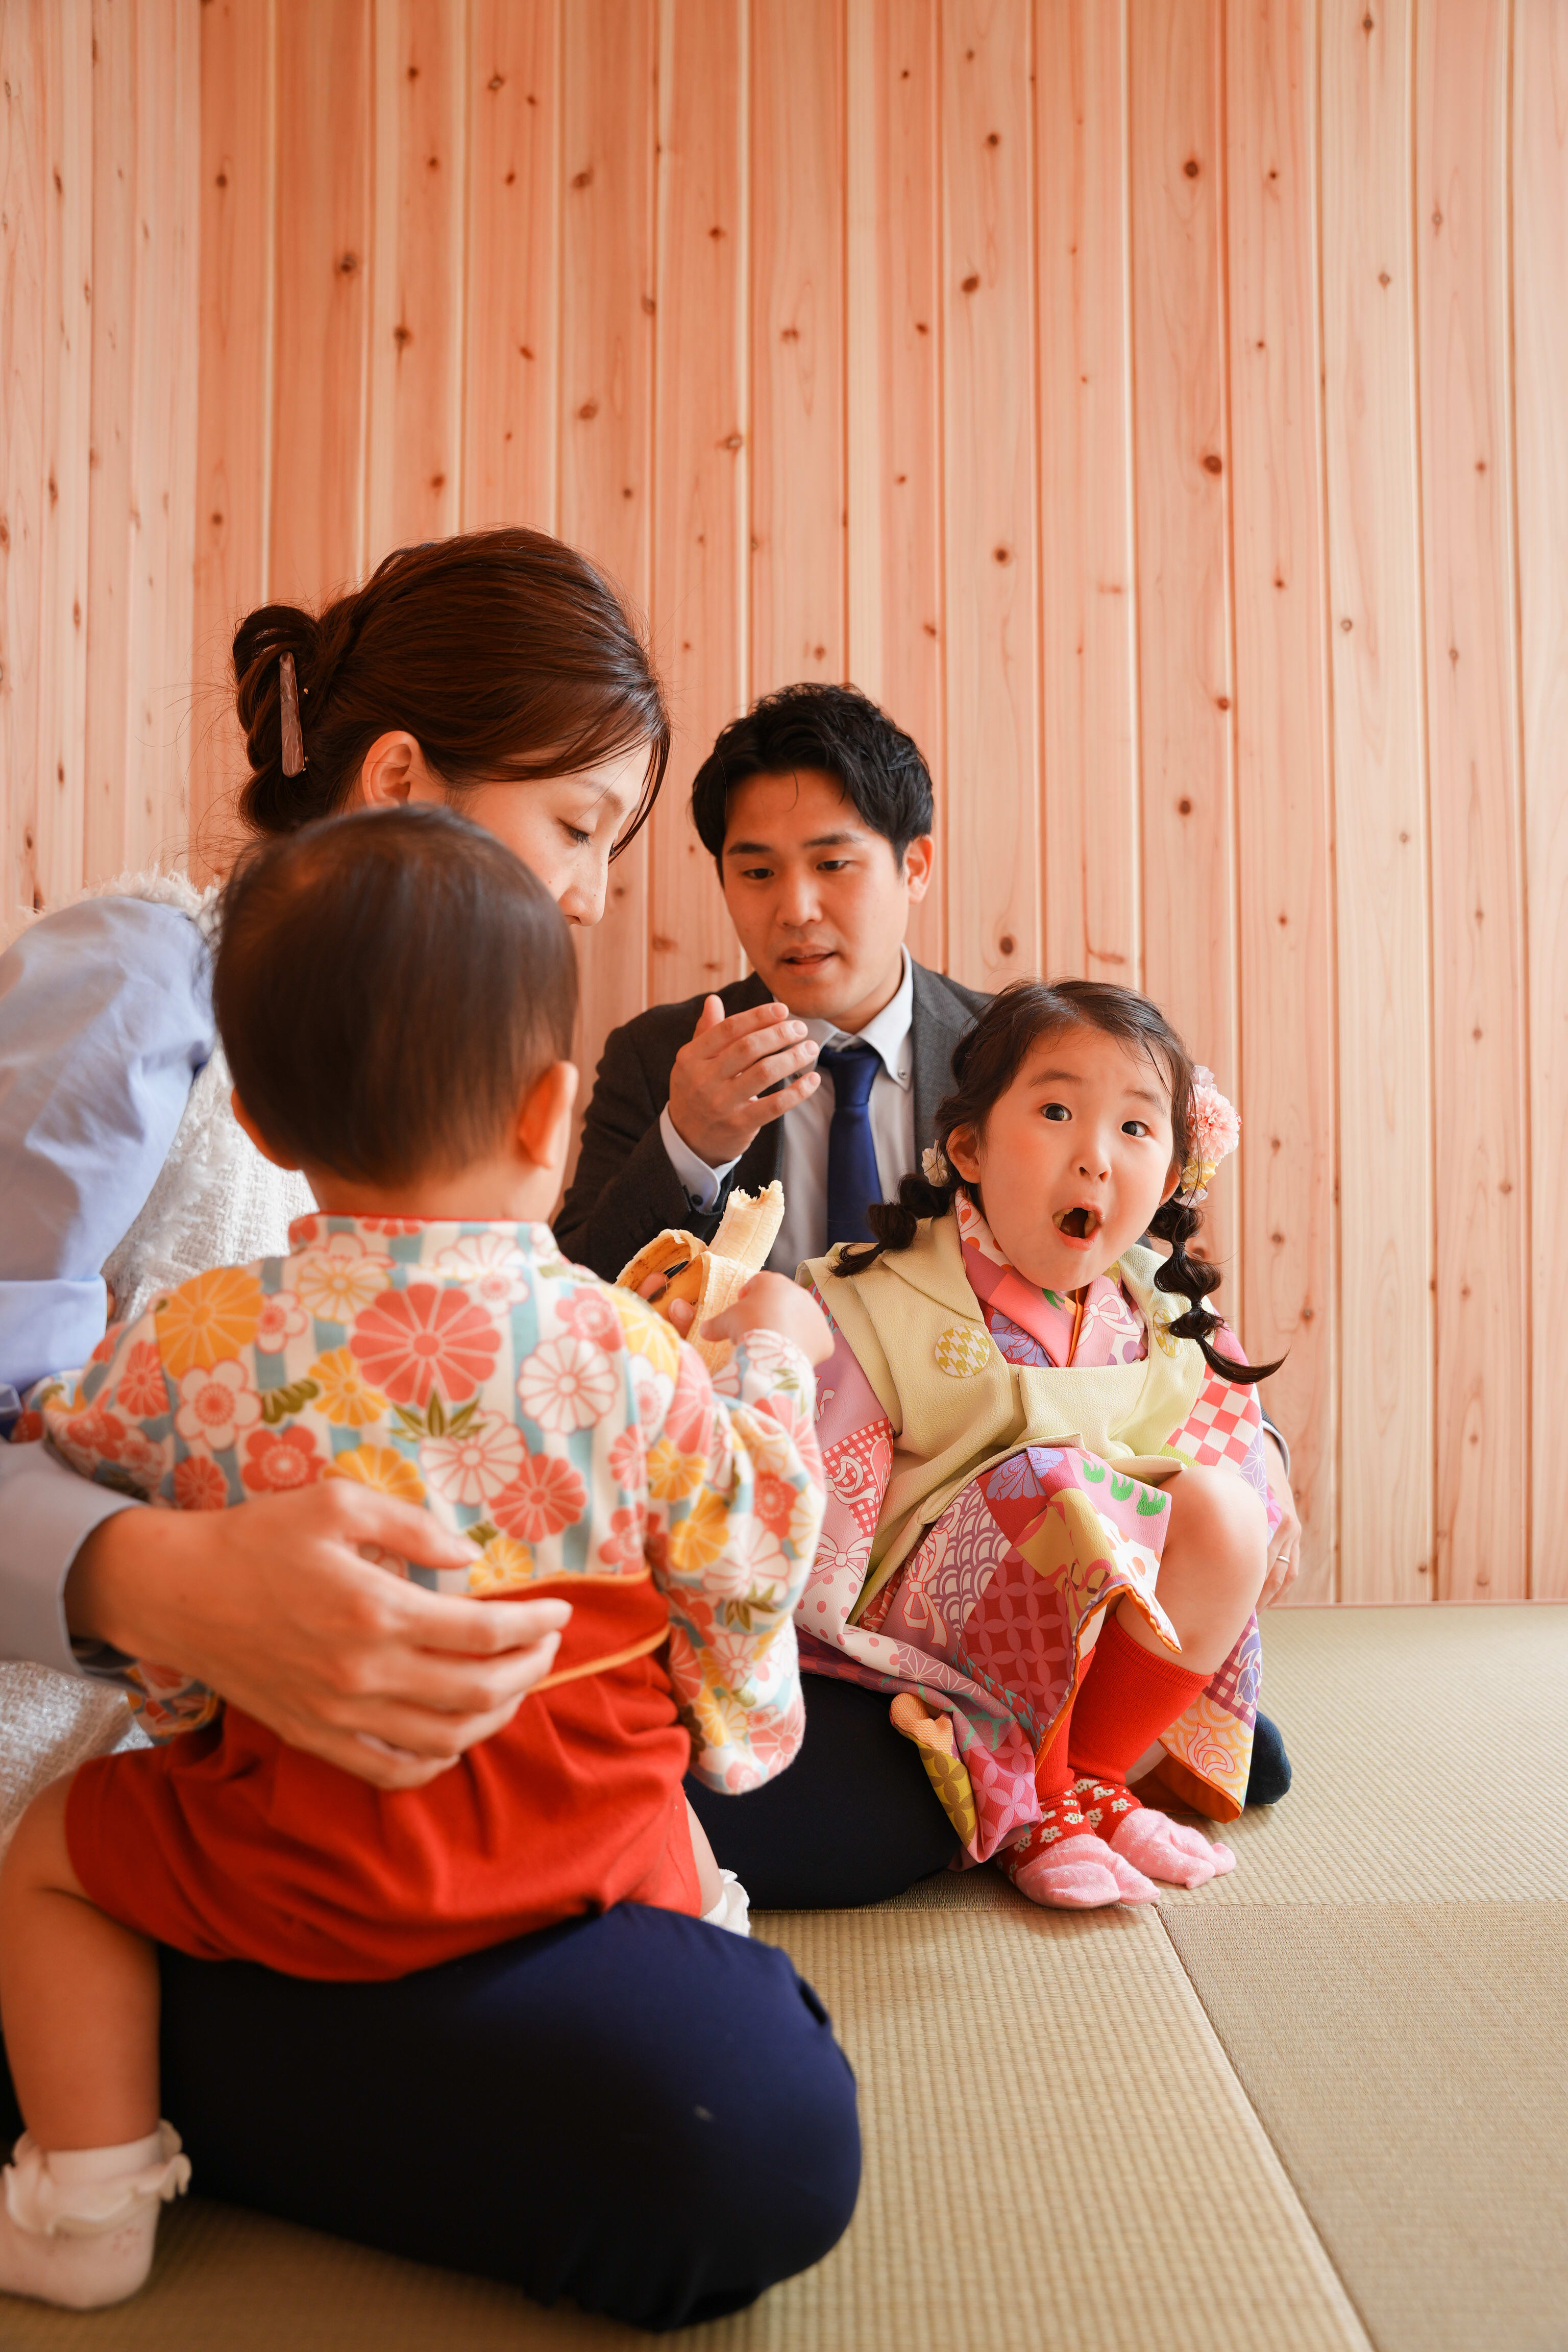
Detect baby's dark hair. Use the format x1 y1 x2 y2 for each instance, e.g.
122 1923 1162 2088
839 977 1281 1384
213 805 578 1189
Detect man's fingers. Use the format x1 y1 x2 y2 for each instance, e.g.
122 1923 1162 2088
712 1021 814 1086
686 998 789 1061
324 1486 475 1573
748 1069 822 1126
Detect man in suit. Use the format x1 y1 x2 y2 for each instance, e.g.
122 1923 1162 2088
557 683 982 1282
557 683 1296 1879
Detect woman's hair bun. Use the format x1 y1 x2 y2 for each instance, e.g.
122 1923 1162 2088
231 602 327 834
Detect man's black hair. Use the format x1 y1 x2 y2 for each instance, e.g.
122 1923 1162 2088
689 682 935 867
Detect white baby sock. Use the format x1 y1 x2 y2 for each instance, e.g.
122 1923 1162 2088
0 2123 190 2309
700 1869 751 1936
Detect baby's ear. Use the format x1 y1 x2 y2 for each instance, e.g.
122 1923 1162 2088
1158 1156 1183 1208
230 1089 304 1173
516 1060 579 1167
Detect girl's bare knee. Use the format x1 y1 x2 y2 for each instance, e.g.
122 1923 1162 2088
1174 1466 1268 1592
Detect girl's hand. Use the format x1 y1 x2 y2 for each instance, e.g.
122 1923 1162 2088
65 1485 572 1790
698 1272 835 1365
1259 1433 1302 1605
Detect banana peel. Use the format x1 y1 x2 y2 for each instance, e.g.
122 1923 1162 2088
616 1181 785 1375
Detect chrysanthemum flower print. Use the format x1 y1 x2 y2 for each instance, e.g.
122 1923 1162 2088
309 1347 388 1428
113 1339 170 1420
608 1422 646 1491
174 1361 261 1453
597 1506 647 1573
492 1451 588 1541
155 1267 264 1378
553 1286 624 1352
240 1425 323 1494
666 1488 730 1575
58 1404 131 1469
663 1361 715 1460
430 1231 531 1310
172 1456 229 1511
350 1284 500 1407
647 1436 705 1501
609 1290 683 1379
516 1336 618 1433
421 1413 527 1506
294 1233 394 1323
324 1444 425 1506
254 1288 309 1354
708 1515 791 1601
468 1533 535 1594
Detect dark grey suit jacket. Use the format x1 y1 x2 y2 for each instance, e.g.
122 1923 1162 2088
555 962 990 1282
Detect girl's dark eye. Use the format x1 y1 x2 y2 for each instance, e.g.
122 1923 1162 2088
561 823 592 848
1122 1119 1152 1137
1041 1102 1070 1123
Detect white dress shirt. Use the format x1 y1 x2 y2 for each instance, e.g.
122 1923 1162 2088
658 950 917 1273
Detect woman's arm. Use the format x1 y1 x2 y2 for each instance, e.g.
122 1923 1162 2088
0 897 569 1784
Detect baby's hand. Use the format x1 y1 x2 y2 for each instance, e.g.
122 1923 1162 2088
698 1272 834 1366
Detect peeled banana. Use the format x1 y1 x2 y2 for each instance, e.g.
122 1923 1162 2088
616 1181 785 1374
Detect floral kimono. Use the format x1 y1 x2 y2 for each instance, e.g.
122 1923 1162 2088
17 1216 823 1977
796 1197 1278 1861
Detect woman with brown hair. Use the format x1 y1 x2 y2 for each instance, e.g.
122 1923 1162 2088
0 530 859 2330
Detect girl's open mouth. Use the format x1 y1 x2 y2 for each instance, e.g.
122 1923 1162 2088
1052 1205 1102 1241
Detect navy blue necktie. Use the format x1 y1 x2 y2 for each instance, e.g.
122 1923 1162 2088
818 1041 883 1248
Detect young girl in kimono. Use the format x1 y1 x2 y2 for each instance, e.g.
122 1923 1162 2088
796 978 1281 1912
0 804 829 2309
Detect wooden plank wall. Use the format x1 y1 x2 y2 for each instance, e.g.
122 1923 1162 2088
2 0 1562 1605
1 0 200 912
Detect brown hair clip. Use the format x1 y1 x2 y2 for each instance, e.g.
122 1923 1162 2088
278 651 307 776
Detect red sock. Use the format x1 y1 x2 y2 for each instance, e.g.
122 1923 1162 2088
1034 1646 1094 1804
1067 1609 1211 1783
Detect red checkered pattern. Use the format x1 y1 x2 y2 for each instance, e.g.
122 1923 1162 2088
1166 1369 1262 1469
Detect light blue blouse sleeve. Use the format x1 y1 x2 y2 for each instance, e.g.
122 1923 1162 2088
0 896 213 1672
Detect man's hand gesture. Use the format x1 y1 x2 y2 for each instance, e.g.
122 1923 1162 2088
666 995 821 1168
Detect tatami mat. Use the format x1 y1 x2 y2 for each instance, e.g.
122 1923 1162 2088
4 1604 1564 2350
1163 1902 1568 2352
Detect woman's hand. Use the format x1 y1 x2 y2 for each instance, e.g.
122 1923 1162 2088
1259 1433 1302 1606
65 1485 572 1790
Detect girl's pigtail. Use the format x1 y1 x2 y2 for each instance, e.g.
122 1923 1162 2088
1147 1195 1284 1384
835 1166 958 1273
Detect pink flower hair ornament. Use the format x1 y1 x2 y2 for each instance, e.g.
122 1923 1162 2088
1179 1067 1240 1203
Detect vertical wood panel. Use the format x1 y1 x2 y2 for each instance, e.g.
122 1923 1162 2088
270 0 372 604
1036 0 1139 988
0 0 48 918
846 0 944 972
365 0 465 558
124 0 199 870
33 0 92 906
749 0 845 697
1227 0 1337 1599
1320 0 1434 1604
649 0 747 1011
189 0 272 877
462 0 559 535
556 0 656 1134
941 0 1039 992
1513 2 1566 1599
86 0 201 883
1129 0 1238 1291
1417 0 1528 1600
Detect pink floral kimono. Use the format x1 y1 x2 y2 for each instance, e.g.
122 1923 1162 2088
796 1197 1279 1859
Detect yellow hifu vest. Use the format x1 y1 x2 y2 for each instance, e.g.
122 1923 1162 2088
800 1213 1207 1625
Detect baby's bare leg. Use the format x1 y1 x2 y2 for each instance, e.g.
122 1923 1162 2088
0 1777 159 2151
685 1798 724 1915
1118 1464 1268 1674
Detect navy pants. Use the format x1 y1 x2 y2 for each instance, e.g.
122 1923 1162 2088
687 1674 1292 1906
0 1903 859 2334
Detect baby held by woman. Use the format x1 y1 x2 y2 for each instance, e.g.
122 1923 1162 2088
0 806 829 2309
795 979 1282 1910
